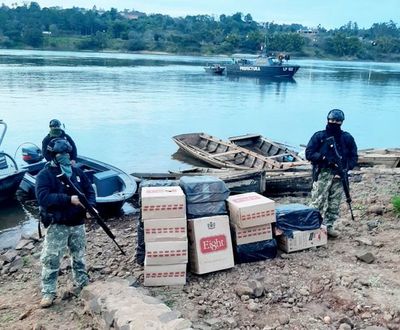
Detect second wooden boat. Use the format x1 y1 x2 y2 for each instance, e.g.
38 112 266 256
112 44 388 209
229 134 306 164
172 133 308 171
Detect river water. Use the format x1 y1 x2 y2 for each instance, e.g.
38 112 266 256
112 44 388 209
1 49 399 247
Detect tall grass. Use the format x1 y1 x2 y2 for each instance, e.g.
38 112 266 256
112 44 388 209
392 196 400 217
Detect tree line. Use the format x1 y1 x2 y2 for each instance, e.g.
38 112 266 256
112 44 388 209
0 2 399 61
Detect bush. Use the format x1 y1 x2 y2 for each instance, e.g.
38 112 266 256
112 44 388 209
392 196 400 216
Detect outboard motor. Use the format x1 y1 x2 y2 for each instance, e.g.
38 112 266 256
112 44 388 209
22 146 44 164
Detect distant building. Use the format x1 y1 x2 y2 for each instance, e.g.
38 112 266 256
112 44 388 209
121 10 145 20
297 29 318 37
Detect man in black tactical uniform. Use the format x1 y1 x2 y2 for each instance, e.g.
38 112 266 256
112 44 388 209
42 119 78 166
305 109 358 238
36 138 95 308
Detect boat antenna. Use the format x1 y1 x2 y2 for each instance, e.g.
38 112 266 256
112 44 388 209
0 119 7 147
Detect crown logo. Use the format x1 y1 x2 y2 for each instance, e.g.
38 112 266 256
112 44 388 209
207 221 216 230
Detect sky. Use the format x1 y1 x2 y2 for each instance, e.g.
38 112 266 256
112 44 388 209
2 0 399 29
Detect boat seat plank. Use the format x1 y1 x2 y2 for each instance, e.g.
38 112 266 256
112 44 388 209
209 150 243 158
266 153 292 159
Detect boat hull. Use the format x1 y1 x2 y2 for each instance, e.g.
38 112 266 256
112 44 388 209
204 66 225 75
358 148 400 168
0 170 26 203
226 64 299 78
229 134 307 166
20 156 137 216
133 168 266 195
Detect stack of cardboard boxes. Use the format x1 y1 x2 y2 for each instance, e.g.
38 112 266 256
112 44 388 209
180 176 235 275
274 204 327 253
227 192 278 263
141 186 188 286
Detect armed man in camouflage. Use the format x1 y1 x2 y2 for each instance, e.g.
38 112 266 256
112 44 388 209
305 109 358 238
35 138 95 308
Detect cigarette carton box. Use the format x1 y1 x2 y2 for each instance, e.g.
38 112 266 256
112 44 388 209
141 186 186 220
145 240 188 265
144 218 187 242
278 226 327 253
231 223 273 245
144 262 186 286
187 215 234 275
227 192 275 228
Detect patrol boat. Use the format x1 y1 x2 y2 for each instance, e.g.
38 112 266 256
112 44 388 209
225 53 300 79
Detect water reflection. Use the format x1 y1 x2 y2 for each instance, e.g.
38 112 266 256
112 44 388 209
0 199 38 249
226 76 296 85
299 61 400 84
0 51 210 68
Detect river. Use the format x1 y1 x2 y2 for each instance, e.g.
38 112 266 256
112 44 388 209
1 49 399 248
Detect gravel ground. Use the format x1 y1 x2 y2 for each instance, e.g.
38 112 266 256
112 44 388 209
0 166 399 330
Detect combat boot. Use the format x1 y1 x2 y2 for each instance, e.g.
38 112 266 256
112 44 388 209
327 226 340 238
40 295 54 308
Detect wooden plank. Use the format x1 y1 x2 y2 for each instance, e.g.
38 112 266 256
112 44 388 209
209 149 243 158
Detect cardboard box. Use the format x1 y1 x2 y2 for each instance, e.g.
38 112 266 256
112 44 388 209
187 215 234 275
231 223 273 245
144 218 187 242
144 263 186 286
227 192 275 228
141 186 186 220
145 240 188 265
278 226 327 253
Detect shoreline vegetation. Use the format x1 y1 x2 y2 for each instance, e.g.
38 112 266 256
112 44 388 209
0 3 400 62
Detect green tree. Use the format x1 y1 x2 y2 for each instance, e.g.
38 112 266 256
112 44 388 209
22 26 43 47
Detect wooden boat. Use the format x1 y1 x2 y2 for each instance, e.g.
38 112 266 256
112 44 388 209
19 154 137 216
264 170 312 197
0 120 27 203
172 133 308 171
229 134 307 164
358 148 400 168
132 167 267 195
204 64 225 75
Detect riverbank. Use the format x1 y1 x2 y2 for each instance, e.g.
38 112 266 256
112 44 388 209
1 166 399 329
1 46 400 63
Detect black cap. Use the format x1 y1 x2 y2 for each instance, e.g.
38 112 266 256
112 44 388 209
49 119 62 128
327 109 345 122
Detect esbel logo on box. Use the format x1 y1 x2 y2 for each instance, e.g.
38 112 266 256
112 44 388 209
200 235 227 254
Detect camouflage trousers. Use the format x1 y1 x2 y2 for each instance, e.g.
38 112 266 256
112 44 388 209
309 169 343 228
40 224 88 298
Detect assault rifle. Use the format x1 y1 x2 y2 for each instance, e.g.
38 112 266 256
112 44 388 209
57 172 126 255
323 136 355 221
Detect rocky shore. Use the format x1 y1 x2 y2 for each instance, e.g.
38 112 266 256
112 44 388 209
1 166 399 330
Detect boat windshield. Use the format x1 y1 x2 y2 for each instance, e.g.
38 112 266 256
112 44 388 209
233 58 255 65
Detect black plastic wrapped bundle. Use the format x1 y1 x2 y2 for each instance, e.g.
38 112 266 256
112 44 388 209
187 200 227 219
275 204 323 238
179 176 230 203
234 239 278 264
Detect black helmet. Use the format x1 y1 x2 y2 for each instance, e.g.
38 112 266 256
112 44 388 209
327 109 345 122
49 119 62 128
47 138 72 155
